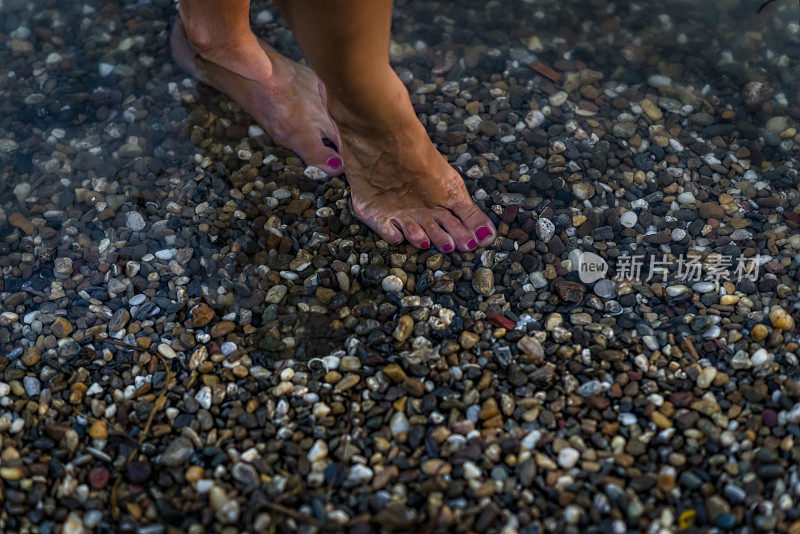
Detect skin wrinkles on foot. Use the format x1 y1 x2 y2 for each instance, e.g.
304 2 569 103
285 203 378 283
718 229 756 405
326 74 494 252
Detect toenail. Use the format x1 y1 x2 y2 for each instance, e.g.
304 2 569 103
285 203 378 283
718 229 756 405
327 157 342 168
420 242 429 249
476 226 492 240
442 244 454 252
467 239 478 249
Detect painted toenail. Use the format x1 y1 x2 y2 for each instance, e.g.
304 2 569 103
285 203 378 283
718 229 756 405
420 242 429 249
467 240 478 249
442 244 454 252
476 226 492 240
327 157 342 168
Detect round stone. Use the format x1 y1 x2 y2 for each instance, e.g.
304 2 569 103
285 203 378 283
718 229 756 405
472 268 494 296
125 211 146 232
594 279 617 299
692 281 716 293
381 275 404 292
620 211 638 228
557 447 580 469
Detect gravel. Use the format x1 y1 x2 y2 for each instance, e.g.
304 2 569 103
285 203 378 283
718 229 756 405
2 0 800 532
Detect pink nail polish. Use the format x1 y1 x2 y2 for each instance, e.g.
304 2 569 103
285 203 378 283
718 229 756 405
467 240 478 249
420 242 430 249
476 226 491 240
327 157 342 168
442 244 454 252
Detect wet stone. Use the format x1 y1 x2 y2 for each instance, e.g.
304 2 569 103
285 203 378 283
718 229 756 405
2 1 800 531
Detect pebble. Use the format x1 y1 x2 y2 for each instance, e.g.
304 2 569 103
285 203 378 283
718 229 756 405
23 376 41 396
648 74 673 87
692 281 715 293
770 307 794 330
536 218 555 243
472 268 494 296
307 440 328 462
382 275 404 292
557 447 580 469
549 91 568 106
347 464 374 485
390 412 409 437
2 3 800 532
125 211 146 232
620 211 637 228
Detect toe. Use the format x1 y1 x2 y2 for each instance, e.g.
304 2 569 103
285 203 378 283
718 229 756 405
435 211 478 251
351 202 403 244
300 138 344 177
420 219 455 253
450 200 496 247
374 220 404 245
399 220 431 250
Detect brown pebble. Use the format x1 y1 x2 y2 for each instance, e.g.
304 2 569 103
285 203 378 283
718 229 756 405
51 317 73 338
8 212 34 235
21 346 41 366
383 364 407 383
89 420 108 439
210 320 236 338
191 303 216 327
459 331 479 349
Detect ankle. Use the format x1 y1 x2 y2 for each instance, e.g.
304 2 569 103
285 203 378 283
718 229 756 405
326 72 420 135
179 8 258 59
178 13 273 82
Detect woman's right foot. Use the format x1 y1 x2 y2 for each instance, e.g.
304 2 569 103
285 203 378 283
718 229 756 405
327 71 496 252
170 19 343 176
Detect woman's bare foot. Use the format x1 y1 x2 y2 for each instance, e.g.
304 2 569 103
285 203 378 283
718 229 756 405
171 18 343 176
328 72 496 252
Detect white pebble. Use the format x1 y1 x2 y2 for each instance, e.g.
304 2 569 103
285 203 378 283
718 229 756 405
671 228 687 241
381 275 404 292
307 439 328 462
549 91 568 106
557 447 580 469
620 211 638 228
692 281 716 293
520 430 541 450
525 110 545 128
347 464 373 485
248 125 265 137
536 218 555 243
303 166 328 180
195 386 212 410
648 74 673 88
390 411 409 436
751 348 770 366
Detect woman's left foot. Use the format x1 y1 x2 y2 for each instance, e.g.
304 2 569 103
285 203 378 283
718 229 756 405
171 18 343 176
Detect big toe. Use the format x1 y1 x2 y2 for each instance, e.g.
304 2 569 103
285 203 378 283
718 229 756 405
451 200 496 247
292 140 342 178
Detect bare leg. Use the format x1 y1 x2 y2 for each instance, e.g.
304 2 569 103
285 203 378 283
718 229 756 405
172 0 344 175
274 0 496 251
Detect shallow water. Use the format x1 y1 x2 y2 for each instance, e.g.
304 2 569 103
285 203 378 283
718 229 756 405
2 0 800 532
